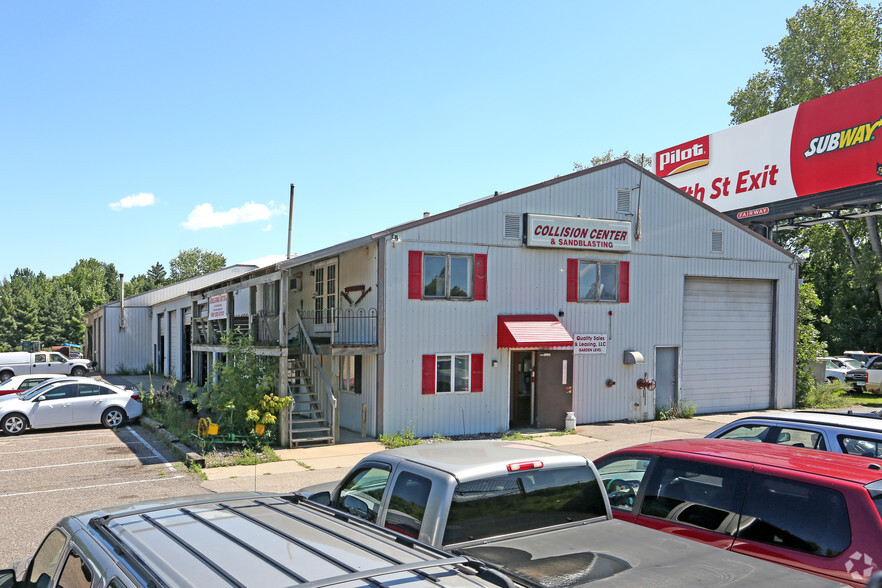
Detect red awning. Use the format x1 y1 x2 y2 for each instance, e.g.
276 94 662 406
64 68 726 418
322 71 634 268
497 315 573 349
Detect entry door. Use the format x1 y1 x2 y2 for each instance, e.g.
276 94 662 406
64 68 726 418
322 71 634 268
655 347 679 410
535 351 573 429
510 352 534 427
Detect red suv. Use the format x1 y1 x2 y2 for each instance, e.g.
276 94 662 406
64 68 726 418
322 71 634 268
595 438 882 586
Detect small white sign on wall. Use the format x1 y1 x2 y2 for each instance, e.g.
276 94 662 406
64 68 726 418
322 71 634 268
209 294 228 320
574 333 607 354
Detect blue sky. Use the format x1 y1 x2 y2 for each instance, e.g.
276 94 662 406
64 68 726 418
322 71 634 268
1 1 809 280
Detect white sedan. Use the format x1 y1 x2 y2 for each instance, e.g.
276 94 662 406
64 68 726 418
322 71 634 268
0 377 142 435
0 374 62 397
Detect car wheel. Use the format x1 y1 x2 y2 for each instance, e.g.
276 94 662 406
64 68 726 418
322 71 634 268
1 413 27 435
102 407 127 429
71 366 86 377
0 371 13 383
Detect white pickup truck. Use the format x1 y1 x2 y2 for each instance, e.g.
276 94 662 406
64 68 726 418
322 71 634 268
0 351 93 382
845 354 882 394
300 441 842 586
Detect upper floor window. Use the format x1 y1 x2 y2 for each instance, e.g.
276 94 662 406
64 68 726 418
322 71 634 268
566 259 629 303
409 251 487 301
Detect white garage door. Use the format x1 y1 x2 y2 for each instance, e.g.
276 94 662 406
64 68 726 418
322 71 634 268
169 310 179 378
682 278 773 413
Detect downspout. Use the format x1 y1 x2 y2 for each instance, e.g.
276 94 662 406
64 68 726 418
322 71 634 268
119 273 125 331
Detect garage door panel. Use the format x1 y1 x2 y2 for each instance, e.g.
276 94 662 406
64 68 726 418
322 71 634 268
682 278 773 413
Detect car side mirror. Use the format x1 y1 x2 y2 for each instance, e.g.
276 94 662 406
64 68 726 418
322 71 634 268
777 432 791 442
33 396 43 402
0 569 16 588
308 491 332 506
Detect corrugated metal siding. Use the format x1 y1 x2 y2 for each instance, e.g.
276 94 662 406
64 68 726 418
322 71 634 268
102 307 152 374
379 163 797 436
682 278 773 412
169 310 180 378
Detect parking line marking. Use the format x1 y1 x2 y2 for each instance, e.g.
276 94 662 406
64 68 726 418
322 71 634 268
1 441 147 455
0 456 162 473
125 425 176 472
0 475 186 498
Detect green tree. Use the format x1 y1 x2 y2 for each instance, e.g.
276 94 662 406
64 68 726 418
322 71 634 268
147 262 167 285
795 283 830 406
730 0 882 352
203 333 286 435
729 0 882 124
169 248 226 282
62 258 120 311
573 149 652 172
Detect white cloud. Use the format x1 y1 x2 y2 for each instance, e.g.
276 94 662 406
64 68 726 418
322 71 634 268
109 192 156 210
181 201 285 230
262 224 272 232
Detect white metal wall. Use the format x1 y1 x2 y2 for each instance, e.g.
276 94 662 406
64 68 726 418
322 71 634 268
169 310 179 379
101 307 152 374
682 278 773 412
379 162 797 437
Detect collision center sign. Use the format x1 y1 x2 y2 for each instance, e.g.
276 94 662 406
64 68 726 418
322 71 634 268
208 294 227 320
655 76 882 215
526 214 631 252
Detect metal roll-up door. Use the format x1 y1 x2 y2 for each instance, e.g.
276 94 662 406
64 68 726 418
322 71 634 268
681 278 773 413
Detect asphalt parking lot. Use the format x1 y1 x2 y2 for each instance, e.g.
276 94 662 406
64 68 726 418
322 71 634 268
0 423 207 568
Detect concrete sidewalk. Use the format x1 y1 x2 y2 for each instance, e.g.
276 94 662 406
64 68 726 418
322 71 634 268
196 408 792 494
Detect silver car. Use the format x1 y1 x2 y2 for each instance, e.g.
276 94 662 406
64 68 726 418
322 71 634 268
707 411 882 457
0 377 142 435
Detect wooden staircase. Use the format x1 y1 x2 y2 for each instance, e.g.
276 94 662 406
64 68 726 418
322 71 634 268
287 358 334 447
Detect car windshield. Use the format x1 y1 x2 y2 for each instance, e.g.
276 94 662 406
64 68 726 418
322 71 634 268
842 359 862 370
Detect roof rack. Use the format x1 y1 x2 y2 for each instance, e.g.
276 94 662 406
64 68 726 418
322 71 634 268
88 493 488 588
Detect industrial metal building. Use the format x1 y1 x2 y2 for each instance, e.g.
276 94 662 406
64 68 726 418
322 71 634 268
187 159 798 444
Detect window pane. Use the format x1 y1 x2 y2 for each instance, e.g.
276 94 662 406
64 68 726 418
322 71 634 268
28 529 68 588
386 472 432 539
640 458 750 534
716 424 771 442
424 255 446 297
444 467 606 544
449 257 472 298
776 427 826 450
57 551 92 588
839 435 882 457
596 457 651 512
338 466 391 523
454 355 470 392
578 262 598 301
42 385 77 401
437 356 452 393
738 474 851 556
77 384 102 397
599 264 618 301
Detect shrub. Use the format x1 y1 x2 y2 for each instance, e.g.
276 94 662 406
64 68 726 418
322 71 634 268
656 400 697 421
379 426 419 448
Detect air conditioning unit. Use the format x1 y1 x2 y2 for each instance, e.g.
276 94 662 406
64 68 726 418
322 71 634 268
290 277 302 292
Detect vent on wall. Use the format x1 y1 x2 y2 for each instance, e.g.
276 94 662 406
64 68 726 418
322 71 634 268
504 213 521 240
616 189 631 214
711 230 723 253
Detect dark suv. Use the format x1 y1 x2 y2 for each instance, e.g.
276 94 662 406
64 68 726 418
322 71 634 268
595 438 882 587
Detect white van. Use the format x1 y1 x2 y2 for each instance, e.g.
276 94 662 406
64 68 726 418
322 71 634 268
0 351 93 381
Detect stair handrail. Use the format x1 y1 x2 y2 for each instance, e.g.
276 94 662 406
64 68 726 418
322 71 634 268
294 310 338 439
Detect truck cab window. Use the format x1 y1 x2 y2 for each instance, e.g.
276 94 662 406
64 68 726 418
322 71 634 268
336 465 391 523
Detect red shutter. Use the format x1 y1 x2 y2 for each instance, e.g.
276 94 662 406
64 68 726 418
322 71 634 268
566 259 579 302
421 354 436 394
408 251 423 300
474 254 487 301
619 261 630 303
471 354 483 392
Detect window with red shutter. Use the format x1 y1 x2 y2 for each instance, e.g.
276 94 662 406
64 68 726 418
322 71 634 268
471 354 483 392
566 259 579 302
408 251 423 300
619 261 630 303
474 254 487 301
421 355 435 394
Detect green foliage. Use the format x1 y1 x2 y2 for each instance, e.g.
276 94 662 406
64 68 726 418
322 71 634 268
203 446 280 468
729 0 882 124
169 247 226 282
655 401 698 420
501 431 534 441
799 380 849 408
379 426 419 448
574 149 653 172
203 332 280 434
245 393 292 428
796 283 831 406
